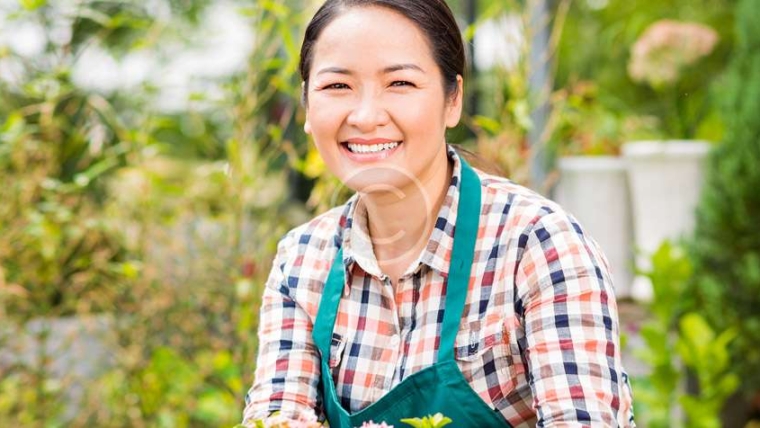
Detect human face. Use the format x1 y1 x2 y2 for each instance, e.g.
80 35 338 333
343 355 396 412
304 5 463 195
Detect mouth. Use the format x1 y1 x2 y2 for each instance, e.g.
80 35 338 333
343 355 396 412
342 141 402 154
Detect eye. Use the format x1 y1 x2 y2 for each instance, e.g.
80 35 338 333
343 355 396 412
390 80 415 88
322 83 350 90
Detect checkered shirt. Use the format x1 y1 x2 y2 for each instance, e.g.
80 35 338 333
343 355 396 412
243 146 636 427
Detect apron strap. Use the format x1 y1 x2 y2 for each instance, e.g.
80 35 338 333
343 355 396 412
313 247 346 354
437 159 481 362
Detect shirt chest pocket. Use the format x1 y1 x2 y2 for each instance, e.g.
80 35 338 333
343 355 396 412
454 314 521 400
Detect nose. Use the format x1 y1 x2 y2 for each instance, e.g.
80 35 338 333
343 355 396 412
346 92 390 132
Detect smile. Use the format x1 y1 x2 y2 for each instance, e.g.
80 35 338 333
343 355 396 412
345 141 401 154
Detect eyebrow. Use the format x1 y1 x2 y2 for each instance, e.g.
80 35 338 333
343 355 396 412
316 63 424 75
383 63 424 73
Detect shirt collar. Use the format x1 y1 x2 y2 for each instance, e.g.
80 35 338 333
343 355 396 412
340 144 463 279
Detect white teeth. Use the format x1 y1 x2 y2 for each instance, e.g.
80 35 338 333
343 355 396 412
347 141 400 154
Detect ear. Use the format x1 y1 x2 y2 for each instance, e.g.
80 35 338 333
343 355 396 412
444 75 464 128
302 81 313 134
304 114 312 135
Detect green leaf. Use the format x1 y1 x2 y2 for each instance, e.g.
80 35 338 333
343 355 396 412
73 157 119 188
19 0 46 11
511 100 534 131
401 413 452 428
472 115 502 135
195 390 235 424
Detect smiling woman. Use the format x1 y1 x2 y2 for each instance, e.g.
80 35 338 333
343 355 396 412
302 4 461 214
243 1 636 427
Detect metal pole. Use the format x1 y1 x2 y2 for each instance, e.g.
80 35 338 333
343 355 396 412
527 0 553 192
465 0 478 117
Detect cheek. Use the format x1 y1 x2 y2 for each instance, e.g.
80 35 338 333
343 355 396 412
393 94 447 134
308 98 346 130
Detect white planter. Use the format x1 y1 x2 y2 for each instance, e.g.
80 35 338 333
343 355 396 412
554 156 634 298
622 140 711 301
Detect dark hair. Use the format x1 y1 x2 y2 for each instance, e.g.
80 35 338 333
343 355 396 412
299 0 466 104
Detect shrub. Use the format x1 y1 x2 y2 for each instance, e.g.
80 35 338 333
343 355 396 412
687 0 760 396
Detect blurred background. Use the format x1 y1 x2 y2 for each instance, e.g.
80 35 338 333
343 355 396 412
1 0 758 426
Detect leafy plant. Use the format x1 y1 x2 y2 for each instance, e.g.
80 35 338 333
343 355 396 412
633 242 740 428
555 0 734 141
0 364 65 427
84 347 244 427
0 81 134 320
1 0 302 426
466 1 569 190
632 242 690 428
400 413 453 428
687 0 760 402
547 80 660 157
627 19 721 138
676 314 740 428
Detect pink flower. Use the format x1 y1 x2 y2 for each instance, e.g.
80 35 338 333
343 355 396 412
243 411 323 428
628 19 719 87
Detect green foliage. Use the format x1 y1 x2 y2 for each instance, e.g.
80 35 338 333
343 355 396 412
555 0 734 139
676 314 740 428
469 59 534 186
19 0 47 11
0 80 133 319
465 3 547 189
687 0 760 394
89 347 243 427
0 365 65 427
400 413 453 428
633 242 739 428
547 81 661 157
1 0 305 426
632 242 690 428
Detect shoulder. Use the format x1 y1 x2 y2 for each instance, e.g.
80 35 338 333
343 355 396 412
281 203 349 250
264 199 356 317
274 198 354 266
474 168 586 243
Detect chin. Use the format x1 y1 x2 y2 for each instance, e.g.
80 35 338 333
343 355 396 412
342 167 419 198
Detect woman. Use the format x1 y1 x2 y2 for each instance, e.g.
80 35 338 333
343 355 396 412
244 0 635 426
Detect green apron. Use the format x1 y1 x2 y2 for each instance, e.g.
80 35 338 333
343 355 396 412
312 159 512 428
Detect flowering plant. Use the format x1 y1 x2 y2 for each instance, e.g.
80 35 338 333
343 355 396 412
627 19 720 138
628 20 719 88
235 412 322 428
235 412 452 428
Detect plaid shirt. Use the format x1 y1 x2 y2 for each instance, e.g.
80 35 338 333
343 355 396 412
244 146 635 427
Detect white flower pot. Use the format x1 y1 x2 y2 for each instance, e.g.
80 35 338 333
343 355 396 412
621 140 711 301
554 156 634 298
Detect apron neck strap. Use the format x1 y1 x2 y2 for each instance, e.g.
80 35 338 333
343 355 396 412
313 246 346 354
313 156 482 363
437 157 481 361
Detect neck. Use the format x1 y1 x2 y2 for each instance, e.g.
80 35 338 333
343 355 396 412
361 146 453 268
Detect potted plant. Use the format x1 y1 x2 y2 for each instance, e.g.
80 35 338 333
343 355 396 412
621 19 721 300
550 81 659 299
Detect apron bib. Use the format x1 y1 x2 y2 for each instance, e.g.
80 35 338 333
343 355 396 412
313 158 512 428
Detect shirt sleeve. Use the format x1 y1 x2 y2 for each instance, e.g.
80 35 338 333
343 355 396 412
515 210 635 427
242 233 322 423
